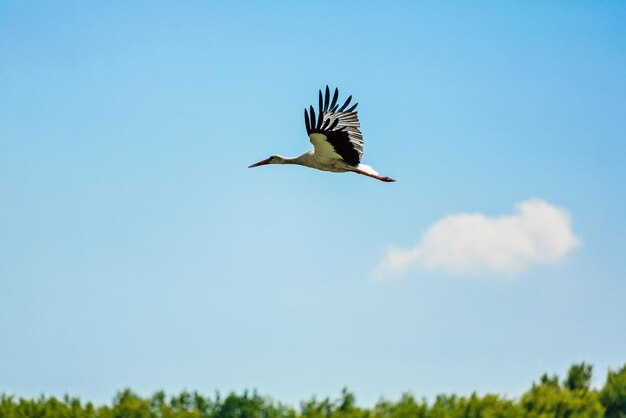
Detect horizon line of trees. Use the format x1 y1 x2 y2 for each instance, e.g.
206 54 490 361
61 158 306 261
1 362 625 418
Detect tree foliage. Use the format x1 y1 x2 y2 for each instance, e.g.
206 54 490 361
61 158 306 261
1 362 624 418
600 363 626 418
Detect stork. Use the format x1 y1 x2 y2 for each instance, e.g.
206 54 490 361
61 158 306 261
248 86 395 182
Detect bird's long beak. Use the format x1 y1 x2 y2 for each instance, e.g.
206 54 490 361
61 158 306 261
248 158 270 168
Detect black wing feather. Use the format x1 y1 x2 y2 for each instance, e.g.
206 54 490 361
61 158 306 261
324 86 330 112
310 106 316 130
318 91 323 117
338 95 352 112
329 118 339 130
330 88 339 111
304 108 310 132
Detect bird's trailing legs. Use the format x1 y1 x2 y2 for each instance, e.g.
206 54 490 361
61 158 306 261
355 170 396 182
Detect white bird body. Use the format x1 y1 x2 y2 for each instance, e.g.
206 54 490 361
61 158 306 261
249 86 395 182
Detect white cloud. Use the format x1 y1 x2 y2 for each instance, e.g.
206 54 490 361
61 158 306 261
373 199 580 279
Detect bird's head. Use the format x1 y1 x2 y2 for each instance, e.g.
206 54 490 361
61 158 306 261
248 155 283 168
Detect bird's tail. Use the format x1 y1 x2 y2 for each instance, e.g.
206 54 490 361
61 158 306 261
356 164 379 176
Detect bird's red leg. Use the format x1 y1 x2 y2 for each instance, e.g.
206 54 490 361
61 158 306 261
354 170 396 182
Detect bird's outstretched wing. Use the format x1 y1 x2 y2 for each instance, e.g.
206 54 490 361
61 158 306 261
304 86 363 166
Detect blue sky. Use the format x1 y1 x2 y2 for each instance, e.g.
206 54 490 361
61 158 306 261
1 0 626 407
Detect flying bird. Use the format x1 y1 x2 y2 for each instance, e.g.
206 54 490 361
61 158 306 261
248 86 395 182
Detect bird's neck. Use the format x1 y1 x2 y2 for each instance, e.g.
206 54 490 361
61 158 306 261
276 153 311 166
